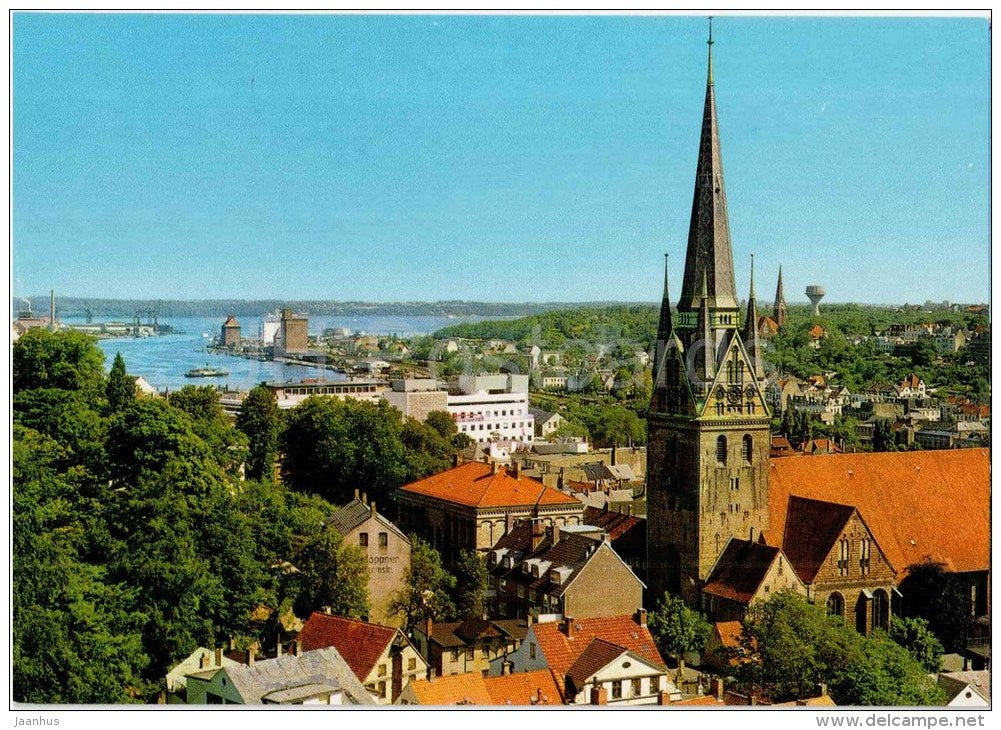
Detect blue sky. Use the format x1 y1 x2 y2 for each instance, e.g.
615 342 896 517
12 14 990 304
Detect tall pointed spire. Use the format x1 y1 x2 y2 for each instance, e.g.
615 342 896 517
677 17 738 320
774 265 787 328
654 254 674 387
697 269 715 383
744 254 765 380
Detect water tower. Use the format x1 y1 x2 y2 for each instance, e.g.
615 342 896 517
805 285 826 316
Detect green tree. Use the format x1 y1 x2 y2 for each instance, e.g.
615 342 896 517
898 561 975 654
889 616 944 673
648 593 711 666
13 329 106 396
236 385 282 482
388 538 456 631
292 528 370 619
452 549 489 619
425 410 458 441
106 352 137 412
873 419 895 452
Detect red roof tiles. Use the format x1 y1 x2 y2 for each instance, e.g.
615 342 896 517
297 613 397 682
401 461 580 509
767 449 989 576
408 669 562 706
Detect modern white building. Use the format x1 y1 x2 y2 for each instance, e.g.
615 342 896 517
449 374 534 444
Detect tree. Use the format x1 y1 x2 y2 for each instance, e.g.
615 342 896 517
889 616 944 673
106 352 136 412
898 561 975 654
873 419 895 452
425 410 458 441
13 329 106 396
236 385 282 482
388 538 456 632
292 528 370 620
648 593 711 666
452 549 489 619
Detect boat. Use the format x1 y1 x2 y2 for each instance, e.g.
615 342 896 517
185 367 229 378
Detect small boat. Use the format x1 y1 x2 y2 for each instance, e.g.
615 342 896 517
185 367 229 378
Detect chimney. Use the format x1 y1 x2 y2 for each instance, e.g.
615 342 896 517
505 512 514 533
590 680 607 705
215 647 223 666
425 616 433 640
513 461 521 479
502 661 513 676
635 608 648 627
531 520 545 550
361 492 367 506
323 605 332 615
247 650 255 667
710 677 724 702
657 690 671 706
561 616 575 638
551 525 560 545
491 461 500 475
611 445 617 466
199 653 209 669
354 488 360 501
370 501 376 518
293 640 302 657
229 637 236 651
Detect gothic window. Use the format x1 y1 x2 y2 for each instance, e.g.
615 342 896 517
872 590 890 631
736 361 744 384
827 592 845 618
717 401 725 416
726 361 735 384
838 539 850 576
859 538 871 575
716 435 727 465
743 434 753 464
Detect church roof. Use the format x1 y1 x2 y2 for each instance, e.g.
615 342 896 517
677 33 738 314
702 539 781 604
767 449 990 576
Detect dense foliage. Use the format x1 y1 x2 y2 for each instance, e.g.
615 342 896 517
648 593 712 665
388 538 457 632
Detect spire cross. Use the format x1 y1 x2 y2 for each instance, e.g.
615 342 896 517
749 253 756 298
707 17 715 85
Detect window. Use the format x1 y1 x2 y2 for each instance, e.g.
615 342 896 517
408 657 416 671
743 434 753 463
451 649 460 662
860 538 871 575
631 678 642 697
838 538 850 576
378 663 387 677
378 681 387 699
736 361 745 384
716 435 727 465
778 556 784 575
465 648 474 661
611 680 623 699
379 532 388 548
530 643 536 659
359 533 368 548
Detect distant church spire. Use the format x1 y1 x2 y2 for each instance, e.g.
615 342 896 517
677 17 738 318
744 254 765 380
774 265 787 328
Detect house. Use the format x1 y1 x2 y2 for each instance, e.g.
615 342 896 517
325 491 410 627
397 461 584 565
757 315 780 339
398 668 562 706
164 647 241 703
766 450 990 630
410 616 530 678
769 435 796 458
297 612 428 704
486 519 644 621
937 671 990 707
799 438 842 455
496 612 677 706
181 646 375 705
808 324 827 349
582 506 647 581
529 407 565 438
541 374 569 391
765 376 803 415
895 374 927 399
702 621 755 672
700 539 807 622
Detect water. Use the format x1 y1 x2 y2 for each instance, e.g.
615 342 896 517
60 314 467 392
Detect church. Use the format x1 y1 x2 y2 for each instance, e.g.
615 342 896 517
644 28 989 640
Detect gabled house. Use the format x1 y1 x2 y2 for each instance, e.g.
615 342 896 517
325 491 410 627
410 616 530 678
182 646 374 705
937 671 990 707
486 519 644 620
297 612 428 704
495 612 676 706
398 668 562 706
582 506 647 581
701 538 806 622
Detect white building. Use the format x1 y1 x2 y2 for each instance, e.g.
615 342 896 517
265 379 387 410
449 374 534 444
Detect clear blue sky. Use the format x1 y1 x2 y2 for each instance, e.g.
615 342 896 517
12 13 990 304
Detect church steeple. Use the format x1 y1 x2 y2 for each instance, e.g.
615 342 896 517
774 265 787 328
677 18 739 320
654 254 674 382
744 254 765 380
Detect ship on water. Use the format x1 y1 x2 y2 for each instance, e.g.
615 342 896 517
184 366 229 378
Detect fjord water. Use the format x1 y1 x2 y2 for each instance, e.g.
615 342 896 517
66 314 460 392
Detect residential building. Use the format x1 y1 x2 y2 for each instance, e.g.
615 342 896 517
701 539 807 622
164 647 240 703
497 612 676 706
262 379 386 409
529 407 565 438
486 519 644 620
181 646 374 705
220 315 241 347
702 621 754 672
448 374 534 443
937 672 990 707
895 374 927 399
325 491 410 627
410 616 529 678
382 379 449 422
398 668 562 706
541 374 569 391
397 460 584 564
297 612 428 704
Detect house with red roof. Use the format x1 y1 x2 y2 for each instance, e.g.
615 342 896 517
297 612 428 704
398 668 562 706
398 460 584 565
701 539 806 622
495 612 678 706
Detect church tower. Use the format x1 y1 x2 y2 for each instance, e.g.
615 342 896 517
774 265 787 328
647 23 772 607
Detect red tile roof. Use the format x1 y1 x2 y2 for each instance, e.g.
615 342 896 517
673 695 725 706
408 669 561 706
809 324 826 339
780 497 857 582
713 621 745 650
401 461 580 509
767 449 990 576
583 506 645 542
297 613 397 682
565 638 628 694
532 615 664 695
702 540 780 604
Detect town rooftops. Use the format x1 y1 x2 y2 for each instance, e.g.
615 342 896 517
780 497 864 583
564 638 631 695
767 449 989 575
425 618 530 650
401 461 580 509
530 614 665 696
582 506 645 544
297 613 399 683
937 671 990 704
702 539 781 604
407 668 562 706
324 495 409 543
221 646 374 705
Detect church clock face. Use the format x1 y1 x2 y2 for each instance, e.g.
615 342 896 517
727 385 742 406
